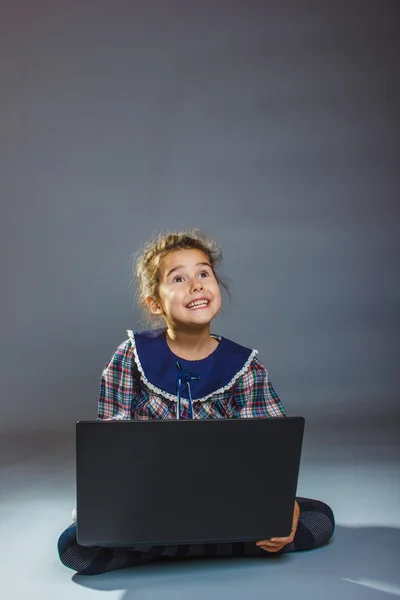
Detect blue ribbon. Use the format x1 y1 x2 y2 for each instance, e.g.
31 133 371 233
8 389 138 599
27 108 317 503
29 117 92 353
176 361 201 419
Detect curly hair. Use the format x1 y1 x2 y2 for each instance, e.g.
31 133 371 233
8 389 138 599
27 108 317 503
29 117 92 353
133 229 229 327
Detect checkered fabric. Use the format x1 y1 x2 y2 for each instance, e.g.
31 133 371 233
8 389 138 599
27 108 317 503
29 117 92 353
97 338 286 421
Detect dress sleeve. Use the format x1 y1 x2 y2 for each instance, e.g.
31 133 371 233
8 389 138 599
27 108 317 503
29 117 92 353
97 339 139 420
233 356 286 418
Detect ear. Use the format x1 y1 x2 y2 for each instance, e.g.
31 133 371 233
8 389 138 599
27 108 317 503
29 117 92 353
146 296 163 315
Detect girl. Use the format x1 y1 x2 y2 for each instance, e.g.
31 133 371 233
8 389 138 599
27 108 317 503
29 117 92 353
58 230 335 575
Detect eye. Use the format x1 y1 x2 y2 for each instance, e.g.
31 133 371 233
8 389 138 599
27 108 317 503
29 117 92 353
199 271 209 279
172 276 185 283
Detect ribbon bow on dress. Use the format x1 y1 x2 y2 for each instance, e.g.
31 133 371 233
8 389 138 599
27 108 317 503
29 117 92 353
175 361 201 420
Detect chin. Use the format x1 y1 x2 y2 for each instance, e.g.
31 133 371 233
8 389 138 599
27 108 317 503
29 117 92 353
191 314 216 325
180 312 210 323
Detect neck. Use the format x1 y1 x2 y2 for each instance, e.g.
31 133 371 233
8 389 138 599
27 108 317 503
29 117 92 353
165 324 217 360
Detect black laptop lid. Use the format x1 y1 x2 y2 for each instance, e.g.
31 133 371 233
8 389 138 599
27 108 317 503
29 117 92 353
76 417 304 547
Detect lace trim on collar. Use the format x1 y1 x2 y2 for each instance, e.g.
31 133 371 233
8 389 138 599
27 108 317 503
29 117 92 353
127 330 258 404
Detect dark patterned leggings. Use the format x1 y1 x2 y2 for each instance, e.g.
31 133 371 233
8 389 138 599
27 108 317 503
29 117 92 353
58 497 335 576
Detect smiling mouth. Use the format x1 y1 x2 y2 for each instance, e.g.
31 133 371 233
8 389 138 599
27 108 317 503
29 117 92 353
186 299 210 310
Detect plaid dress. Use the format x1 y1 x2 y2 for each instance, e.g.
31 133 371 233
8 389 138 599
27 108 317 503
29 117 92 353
58 328 335 575
97 328 286 421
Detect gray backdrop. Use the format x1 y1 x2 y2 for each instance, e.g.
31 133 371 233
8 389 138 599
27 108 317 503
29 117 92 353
1 0 399 433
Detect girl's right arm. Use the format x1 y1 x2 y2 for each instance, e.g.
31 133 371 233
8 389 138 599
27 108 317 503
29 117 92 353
97 339 138 420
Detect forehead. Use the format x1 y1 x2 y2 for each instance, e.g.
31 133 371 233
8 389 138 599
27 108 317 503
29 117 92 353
159 248 210 276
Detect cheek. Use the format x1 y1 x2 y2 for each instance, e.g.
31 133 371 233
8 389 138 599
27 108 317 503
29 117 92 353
157 288 170 310
169 290 184 305
213 285 222 305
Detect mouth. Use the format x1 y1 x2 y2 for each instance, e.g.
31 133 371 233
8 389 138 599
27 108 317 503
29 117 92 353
186 298 210 310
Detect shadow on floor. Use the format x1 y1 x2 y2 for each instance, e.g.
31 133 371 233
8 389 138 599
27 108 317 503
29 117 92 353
71 525 400 600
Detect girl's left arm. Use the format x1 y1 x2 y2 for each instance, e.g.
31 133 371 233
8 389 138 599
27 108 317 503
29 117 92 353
233 357 286 418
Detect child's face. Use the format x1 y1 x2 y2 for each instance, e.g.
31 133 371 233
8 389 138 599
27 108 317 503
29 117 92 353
148 248 222 329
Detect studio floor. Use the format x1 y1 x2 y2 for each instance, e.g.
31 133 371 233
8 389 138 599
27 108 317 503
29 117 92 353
1 424 399 600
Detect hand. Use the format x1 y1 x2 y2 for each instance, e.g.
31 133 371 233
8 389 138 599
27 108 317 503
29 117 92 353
255 500 300 553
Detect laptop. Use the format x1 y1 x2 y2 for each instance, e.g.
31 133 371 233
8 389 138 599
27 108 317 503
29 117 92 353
76 417 305 547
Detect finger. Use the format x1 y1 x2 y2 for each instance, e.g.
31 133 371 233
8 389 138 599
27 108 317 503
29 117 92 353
256 536 294 551
292 502 300 526
258 544 284 553
257 540 284 549
256 542 281 548
257 536 291 545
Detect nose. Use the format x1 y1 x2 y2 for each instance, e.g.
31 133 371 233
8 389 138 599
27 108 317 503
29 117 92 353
190 277 204 293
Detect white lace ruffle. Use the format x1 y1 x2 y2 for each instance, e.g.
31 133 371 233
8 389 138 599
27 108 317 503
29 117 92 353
127 330 258 404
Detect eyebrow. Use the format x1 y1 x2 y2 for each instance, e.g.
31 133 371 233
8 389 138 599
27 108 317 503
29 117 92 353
166 262 212 278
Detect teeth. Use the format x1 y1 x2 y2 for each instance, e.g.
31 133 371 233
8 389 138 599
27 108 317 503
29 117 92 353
187 300 208 309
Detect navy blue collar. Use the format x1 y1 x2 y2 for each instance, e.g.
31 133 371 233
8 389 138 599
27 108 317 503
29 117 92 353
130 328 256 401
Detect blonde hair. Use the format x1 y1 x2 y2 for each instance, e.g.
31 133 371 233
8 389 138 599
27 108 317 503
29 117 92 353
134 229 229 327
